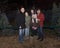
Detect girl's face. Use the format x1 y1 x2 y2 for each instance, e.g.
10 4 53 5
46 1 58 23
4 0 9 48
25 12 28 16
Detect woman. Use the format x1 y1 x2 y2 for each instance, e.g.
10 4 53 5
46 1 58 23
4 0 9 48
25 12 31 39
37 9 45 41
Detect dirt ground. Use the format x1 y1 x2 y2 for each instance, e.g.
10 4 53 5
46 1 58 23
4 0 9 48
0 34 60 48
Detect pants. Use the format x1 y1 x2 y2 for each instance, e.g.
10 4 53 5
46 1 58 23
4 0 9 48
19 28 25 42
37 27 44 39
25 27 29 37
30 27 37 36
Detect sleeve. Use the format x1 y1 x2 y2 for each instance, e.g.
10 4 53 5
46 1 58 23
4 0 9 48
40 13 45 22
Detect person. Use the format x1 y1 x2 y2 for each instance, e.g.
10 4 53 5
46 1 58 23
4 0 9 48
25 12 31 39
30 11 39 36
31 13 38 30
30 9 34 15
16 7 25 43
37 9 45 41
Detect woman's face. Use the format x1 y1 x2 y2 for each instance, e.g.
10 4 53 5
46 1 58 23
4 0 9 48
37 9 41 14
25 12 28 16
20 8 25 13
31 10 34 14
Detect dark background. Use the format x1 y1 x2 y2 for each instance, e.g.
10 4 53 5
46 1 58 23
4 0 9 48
0 0 60 10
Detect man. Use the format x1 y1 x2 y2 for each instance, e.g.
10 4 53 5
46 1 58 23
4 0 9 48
37 9 45 41
16 7 25 43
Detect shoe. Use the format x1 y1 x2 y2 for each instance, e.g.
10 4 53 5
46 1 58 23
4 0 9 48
19 41 24 44
37 37 44 41
19 39 24 44
37 37 40 40
24 37 29 40
40 38 44 41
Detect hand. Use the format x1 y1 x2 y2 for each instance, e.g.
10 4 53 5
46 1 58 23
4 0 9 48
38 19 40 21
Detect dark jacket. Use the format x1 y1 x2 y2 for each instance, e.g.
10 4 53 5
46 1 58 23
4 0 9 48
16 12 25 29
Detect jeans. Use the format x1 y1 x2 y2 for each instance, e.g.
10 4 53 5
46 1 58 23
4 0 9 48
37 27 44 39
25 27 29 37
19 28 25 43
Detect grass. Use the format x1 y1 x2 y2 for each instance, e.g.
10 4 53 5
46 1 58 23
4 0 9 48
0 34 60 48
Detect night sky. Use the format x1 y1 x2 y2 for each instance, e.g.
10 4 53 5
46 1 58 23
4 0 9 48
0 0 60 10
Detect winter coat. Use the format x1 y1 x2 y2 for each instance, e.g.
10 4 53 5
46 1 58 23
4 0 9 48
16 12 25 29
37 13 45 27
25 16 31 28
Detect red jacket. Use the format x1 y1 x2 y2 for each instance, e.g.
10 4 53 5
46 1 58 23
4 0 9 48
37 13 45 27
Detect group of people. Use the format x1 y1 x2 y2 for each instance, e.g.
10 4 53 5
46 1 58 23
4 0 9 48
16 7 45 43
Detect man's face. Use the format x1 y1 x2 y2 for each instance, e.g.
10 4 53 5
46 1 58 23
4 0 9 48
20 8 25 13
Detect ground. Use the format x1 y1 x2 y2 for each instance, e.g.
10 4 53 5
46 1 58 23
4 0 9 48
0 34 60 48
